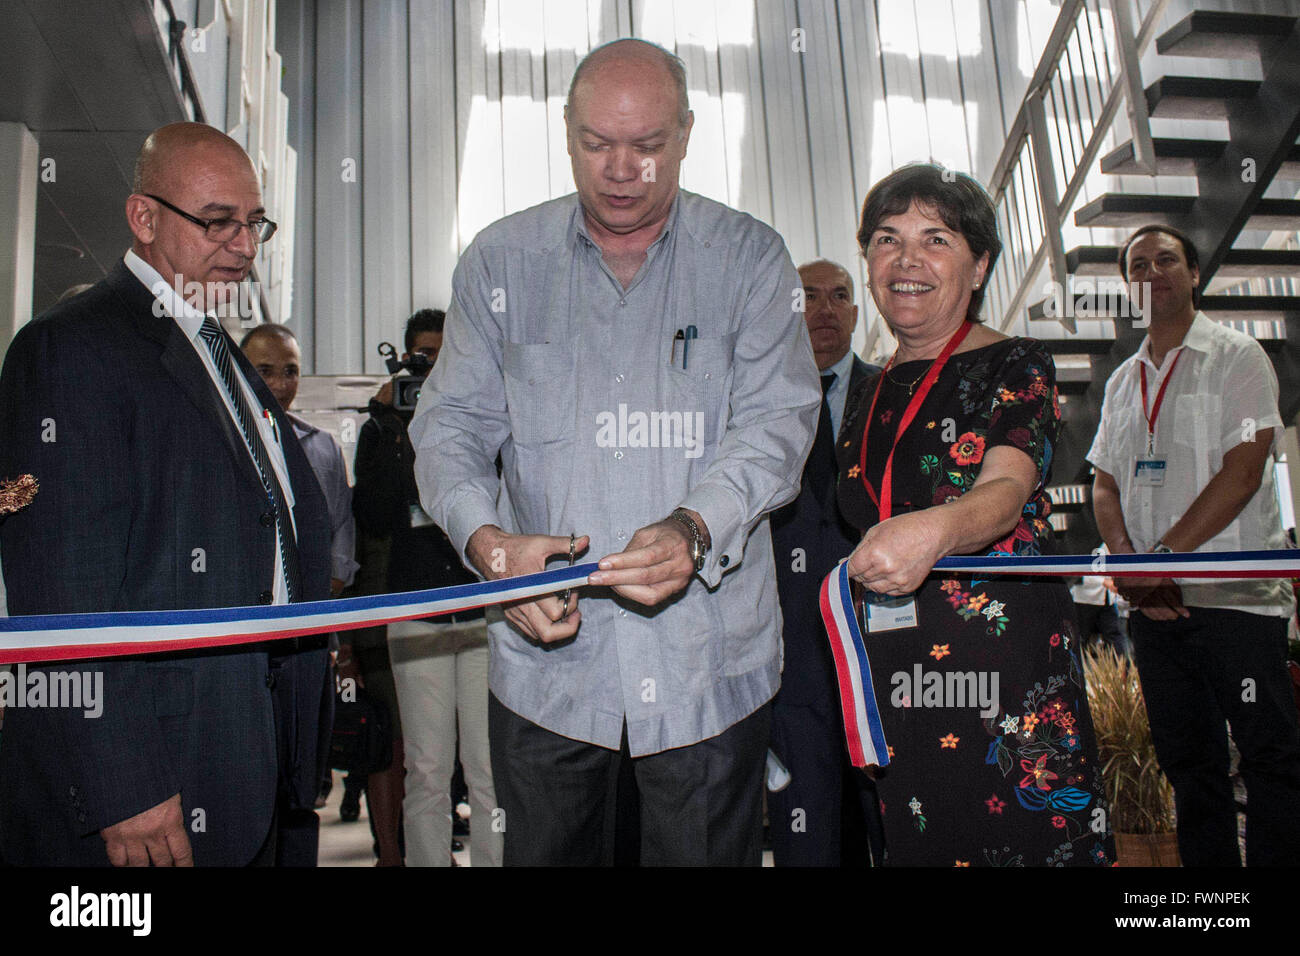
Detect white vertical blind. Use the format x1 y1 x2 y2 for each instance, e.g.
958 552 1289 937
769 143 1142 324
282 0 1086 373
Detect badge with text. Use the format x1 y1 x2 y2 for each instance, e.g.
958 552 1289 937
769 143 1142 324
863 589 919 633
1134 456 1167 487
409 503 435 528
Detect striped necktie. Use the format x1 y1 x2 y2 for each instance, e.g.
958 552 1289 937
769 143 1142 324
197 316 301 602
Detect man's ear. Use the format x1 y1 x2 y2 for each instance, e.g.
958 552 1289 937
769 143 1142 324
125 194 156 246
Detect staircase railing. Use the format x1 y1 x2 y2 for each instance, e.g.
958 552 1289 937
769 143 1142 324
984 0 1171 334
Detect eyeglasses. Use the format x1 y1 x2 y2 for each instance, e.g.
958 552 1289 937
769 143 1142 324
144 193 278 244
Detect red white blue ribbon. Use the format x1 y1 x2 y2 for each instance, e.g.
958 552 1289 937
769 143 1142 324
4 549 1299 668
820 559 891 769
0 563 597 665
934 548 1300 578
820 548 1300 768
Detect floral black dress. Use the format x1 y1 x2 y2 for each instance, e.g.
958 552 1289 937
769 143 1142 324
836 335 1115 867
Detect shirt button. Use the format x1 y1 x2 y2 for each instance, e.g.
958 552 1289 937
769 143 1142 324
619 609 627 617
704 372 711 380
259 512 275 527
720 555 730 568
619 300 627 307
617 530 626 541
614 450 623 460
259 590 274 604
704 241 711 248
615 374 624 384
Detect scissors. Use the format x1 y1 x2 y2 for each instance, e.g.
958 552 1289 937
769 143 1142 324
558 532 576 620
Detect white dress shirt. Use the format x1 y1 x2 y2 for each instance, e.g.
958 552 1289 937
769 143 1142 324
124 250 295 604
1087 312 1294 616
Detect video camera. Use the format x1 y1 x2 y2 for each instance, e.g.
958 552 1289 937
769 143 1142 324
377 342 433 412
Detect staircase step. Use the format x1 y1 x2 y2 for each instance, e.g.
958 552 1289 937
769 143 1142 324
1100 137 1225 176
1074 194 1193 228
1067 246 1300 280
1100 139 1300 179
1039 337 1116 355
1074 195 1300 231
1155 11 1297 60
1146 76 1260 120
1202 295 1300 323
1028 295 1299 325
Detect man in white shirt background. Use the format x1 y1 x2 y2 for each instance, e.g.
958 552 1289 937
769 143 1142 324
1089 224 1300 866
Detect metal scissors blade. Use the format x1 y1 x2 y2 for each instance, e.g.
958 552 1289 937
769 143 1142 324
558 532 576 617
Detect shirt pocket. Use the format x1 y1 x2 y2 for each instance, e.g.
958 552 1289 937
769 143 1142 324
503 341 577 447
1172 392 1221 487
664 332 736 446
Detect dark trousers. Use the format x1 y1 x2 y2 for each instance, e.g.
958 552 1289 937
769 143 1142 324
488 694 770 866
1074 602 1130 657
1129 606 1300 866
767 701 883 866
275 807 320 867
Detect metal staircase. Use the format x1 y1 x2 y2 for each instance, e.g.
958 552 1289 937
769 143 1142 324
982 1 1300 554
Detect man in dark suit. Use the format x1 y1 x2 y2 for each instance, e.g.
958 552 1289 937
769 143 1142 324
0 122 331 866
768 259 883 866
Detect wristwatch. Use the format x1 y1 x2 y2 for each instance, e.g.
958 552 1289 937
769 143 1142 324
1152 543 1174 554
669 508 709 572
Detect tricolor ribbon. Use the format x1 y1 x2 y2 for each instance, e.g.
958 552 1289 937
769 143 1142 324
0 563 598 665
820 558 891 769
3 549 1299 670
821 548 1300 769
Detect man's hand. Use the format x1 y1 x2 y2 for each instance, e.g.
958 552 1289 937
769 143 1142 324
846 511 945 596
467 526 589 643
589 518 699 606
101 793 193 867
374 378 394 407
1118 576 1190 621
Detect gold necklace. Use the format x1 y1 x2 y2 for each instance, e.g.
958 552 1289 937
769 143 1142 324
884 361 927 396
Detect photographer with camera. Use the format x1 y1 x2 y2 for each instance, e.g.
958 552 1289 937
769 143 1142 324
349 308 501 867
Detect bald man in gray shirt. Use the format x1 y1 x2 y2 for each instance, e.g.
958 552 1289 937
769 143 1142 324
410 39 819 865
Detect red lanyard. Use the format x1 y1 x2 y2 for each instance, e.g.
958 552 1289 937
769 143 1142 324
859 321 973 521
1138 347 1184 455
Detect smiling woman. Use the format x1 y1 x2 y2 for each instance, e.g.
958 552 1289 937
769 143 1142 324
834 163 1115 867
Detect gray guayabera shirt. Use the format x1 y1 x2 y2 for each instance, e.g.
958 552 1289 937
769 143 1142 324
409 190 820 756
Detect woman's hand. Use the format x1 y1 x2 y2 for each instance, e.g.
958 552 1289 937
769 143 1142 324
846 510 947 595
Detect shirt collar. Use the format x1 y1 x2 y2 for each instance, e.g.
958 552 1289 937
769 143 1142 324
823 349 854 388
571 192 682 252
123 249 209 339
1136 311 1212 370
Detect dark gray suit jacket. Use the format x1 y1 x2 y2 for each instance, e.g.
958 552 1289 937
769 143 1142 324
0 260 332 866
770 355 878 708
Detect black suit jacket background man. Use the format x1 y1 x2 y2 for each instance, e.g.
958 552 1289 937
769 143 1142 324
0 259 331 866
768 257 884 866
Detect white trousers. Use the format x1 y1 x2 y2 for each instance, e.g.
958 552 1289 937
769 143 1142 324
389 619 502 867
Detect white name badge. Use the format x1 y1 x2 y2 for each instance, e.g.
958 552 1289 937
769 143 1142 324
409 503 435 528
1134 457 1167 487
864 593 919 633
